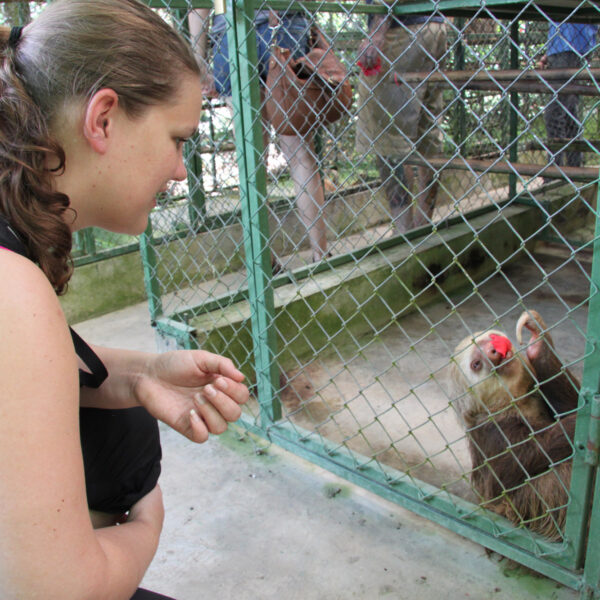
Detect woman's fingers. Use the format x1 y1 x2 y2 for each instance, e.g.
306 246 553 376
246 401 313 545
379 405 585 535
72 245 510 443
193 351 246 383
213 376 249 405
200 382 243 423
187 375 249 442
193 389 232 433
188 407 210 443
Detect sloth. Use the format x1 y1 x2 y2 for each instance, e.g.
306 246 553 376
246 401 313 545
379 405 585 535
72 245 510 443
449 310 580 540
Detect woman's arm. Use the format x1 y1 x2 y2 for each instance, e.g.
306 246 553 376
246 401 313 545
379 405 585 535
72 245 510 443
0 251 161 600
78 344 249 443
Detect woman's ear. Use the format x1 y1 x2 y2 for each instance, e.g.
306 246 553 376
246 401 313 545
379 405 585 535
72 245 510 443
82 88 119 154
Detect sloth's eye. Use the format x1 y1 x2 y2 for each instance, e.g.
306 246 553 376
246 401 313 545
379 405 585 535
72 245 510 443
471 360 482 372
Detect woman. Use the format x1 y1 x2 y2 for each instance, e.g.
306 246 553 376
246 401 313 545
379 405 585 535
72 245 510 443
0 1 249 599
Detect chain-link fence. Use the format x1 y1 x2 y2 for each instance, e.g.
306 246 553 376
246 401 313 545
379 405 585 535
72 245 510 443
139 0 600 593
9 0 594 593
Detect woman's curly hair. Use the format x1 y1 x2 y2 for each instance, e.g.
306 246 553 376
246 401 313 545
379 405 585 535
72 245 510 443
0 0 199 294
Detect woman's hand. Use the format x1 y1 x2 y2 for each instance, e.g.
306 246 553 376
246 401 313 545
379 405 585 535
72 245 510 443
133 350 249 443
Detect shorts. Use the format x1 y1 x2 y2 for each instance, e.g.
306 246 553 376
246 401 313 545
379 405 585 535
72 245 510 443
212 11 311 96
355 21 448 158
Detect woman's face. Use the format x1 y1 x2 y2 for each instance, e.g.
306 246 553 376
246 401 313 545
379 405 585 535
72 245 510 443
72 74 203 235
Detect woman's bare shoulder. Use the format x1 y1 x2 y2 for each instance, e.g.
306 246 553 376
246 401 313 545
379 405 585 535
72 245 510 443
0 248 64 313
0 250 75 376
0 249 96 596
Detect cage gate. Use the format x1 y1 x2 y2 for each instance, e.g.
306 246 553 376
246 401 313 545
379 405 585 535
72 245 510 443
133 0 600 595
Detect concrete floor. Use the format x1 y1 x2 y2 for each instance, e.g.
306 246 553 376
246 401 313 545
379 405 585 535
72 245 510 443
73 249 583 600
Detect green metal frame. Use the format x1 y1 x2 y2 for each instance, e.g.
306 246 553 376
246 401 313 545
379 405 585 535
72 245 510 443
583 458 600 597
223 0 281 423
239 417 583 588
145 0 600 21
580 183 600 597
140 219 163 324
137 0 600 594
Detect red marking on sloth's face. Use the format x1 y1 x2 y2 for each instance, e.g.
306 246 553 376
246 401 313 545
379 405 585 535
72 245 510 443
489 333 512 359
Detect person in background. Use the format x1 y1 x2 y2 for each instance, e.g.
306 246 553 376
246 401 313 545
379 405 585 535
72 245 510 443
189 9 329 269
187 8 218 99
539 22 598 168
356 3 447 232
0 1 248 598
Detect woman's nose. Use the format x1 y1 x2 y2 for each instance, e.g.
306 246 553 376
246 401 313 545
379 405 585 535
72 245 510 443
173 155 187 182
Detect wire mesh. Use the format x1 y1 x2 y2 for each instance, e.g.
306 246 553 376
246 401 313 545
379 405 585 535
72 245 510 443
6 0 600 588
145 0 600 591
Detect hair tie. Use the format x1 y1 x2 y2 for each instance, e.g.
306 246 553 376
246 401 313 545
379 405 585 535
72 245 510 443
8 26 23 50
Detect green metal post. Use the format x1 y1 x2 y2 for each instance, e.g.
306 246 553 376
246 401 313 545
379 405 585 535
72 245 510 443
17 2 29 25
564 178 600 571
582 456 600 598
224 0 281 424
208 107 218 193
139 218 164 324
185 131 207 231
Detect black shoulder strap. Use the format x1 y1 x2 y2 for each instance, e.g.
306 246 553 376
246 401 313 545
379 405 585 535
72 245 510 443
70 327 109 389
0 215 28 255
0 215 108 389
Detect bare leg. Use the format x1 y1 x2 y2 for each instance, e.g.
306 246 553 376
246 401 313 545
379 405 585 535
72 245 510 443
278 133 328 261
376 156 412 233
411 165 437 228
217 95 328 265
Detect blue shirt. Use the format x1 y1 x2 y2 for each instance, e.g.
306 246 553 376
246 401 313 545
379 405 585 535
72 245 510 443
547 23 597 57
